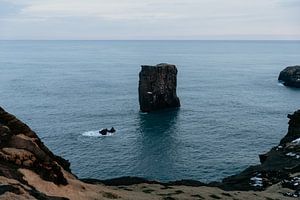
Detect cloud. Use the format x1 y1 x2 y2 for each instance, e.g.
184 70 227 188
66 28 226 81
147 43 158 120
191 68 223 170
0 0 299 39
0 0 24 16
277 0 300 7
1 0 280 21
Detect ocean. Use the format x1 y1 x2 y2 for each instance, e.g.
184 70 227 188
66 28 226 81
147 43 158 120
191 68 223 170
0 40 299 182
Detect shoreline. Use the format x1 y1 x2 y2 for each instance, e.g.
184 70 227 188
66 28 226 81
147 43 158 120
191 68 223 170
1 107 300 199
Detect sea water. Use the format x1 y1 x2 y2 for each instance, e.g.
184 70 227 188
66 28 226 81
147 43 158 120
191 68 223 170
0 40 299 182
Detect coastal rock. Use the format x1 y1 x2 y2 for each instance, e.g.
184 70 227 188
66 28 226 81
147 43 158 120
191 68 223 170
278 66 300 88
222 109 300 194
280 110 300 145
0 107 70 185
138 63 180 112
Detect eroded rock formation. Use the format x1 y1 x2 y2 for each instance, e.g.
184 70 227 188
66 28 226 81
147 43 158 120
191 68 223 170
278 66 300 88
138 63 180 112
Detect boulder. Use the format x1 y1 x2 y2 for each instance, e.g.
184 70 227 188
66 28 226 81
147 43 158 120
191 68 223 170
138 63 180 112
278 66 300 88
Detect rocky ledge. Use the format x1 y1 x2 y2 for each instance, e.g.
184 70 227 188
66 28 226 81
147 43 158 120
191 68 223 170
138 63 180 112
220 110 300 197
1 106 300 199
278 66 300 88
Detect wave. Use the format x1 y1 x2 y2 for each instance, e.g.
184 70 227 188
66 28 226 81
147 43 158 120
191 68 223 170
82 130 114 137
277 82 285 87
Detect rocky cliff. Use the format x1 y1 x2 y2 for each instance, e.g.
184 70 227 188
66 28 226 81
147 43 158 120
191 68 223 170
138 63 180 112
221 110 300 197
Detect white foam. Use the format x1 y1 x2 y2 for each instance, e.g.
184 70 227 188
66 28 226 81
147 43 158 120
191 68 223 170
292 138 300 144
82 130 114 137
277 82 285 86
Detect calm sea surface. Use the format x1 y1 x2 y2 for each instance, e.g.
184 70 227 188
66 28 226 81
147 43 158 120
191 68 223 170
0 40 300 182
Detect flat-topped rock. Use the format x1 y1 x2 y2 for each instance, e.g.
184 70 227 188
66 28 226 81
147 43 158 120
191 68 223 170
138 63 180 112
278 66 300 88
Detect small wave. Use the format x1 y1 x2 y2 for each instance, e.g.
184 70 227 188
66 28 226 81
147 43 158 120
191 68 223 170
82 130 114 137
277 82 285 87
277 80 286 87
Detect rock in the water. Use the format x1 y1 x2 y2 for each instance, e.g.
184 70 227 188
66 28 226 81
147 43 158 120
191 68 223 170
138 63 180 112
278 66 300 88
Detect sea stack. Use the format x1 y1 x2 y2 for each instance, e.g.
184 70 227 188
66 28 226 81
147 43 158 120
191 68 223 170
278 65 300 88
138 63 180 112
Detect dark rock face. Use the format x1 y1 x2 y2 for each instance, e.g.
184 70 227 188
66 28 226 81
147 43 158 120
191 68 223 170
280 110 300 145
278 66 300 88
138 63 180 112
221 110 300 194
0 107 71 185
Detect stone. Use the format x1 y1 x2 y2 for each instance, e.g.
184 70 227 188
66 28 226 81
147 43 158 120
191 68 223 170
99 127 116 135
0 126 12 145
99 129 108 135
278 66 300 88
138 63 180 112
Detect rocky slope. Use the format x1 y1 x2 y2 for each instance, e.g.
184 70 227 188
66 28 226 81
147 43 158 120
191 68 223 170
0 106 300 199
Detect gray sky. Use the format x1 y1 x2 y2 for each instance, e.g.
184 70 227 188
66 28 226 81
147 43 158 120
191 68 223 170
0 0 299 40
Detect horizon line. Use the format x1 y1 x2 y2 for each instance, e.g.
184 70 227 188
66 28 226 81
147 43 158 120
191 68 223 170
1 39 300 41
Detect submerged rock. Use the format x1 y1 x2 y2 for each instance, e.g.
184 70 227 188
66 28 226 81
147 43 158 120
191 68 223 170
99 127 116 135
278 66 300 88
138 63 180 112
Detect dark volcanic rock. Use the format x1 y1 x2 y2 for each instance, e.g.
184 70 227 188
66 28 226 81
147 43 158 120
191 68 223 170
278 66 300 88
280 110 300 145
82 177 206 187
138 63 180 112
221 110 300 191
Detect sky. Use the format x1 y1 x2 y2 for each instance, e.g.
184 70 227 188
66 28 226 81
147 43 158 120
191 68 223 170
0 0 299 40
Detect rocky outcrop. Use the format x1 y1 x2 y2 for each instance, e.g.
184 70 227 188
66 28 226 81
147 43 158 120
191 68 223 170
138 63 180 112
278 66 300 88
221 110 300 197
0 107 71 186
280 110 300 145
